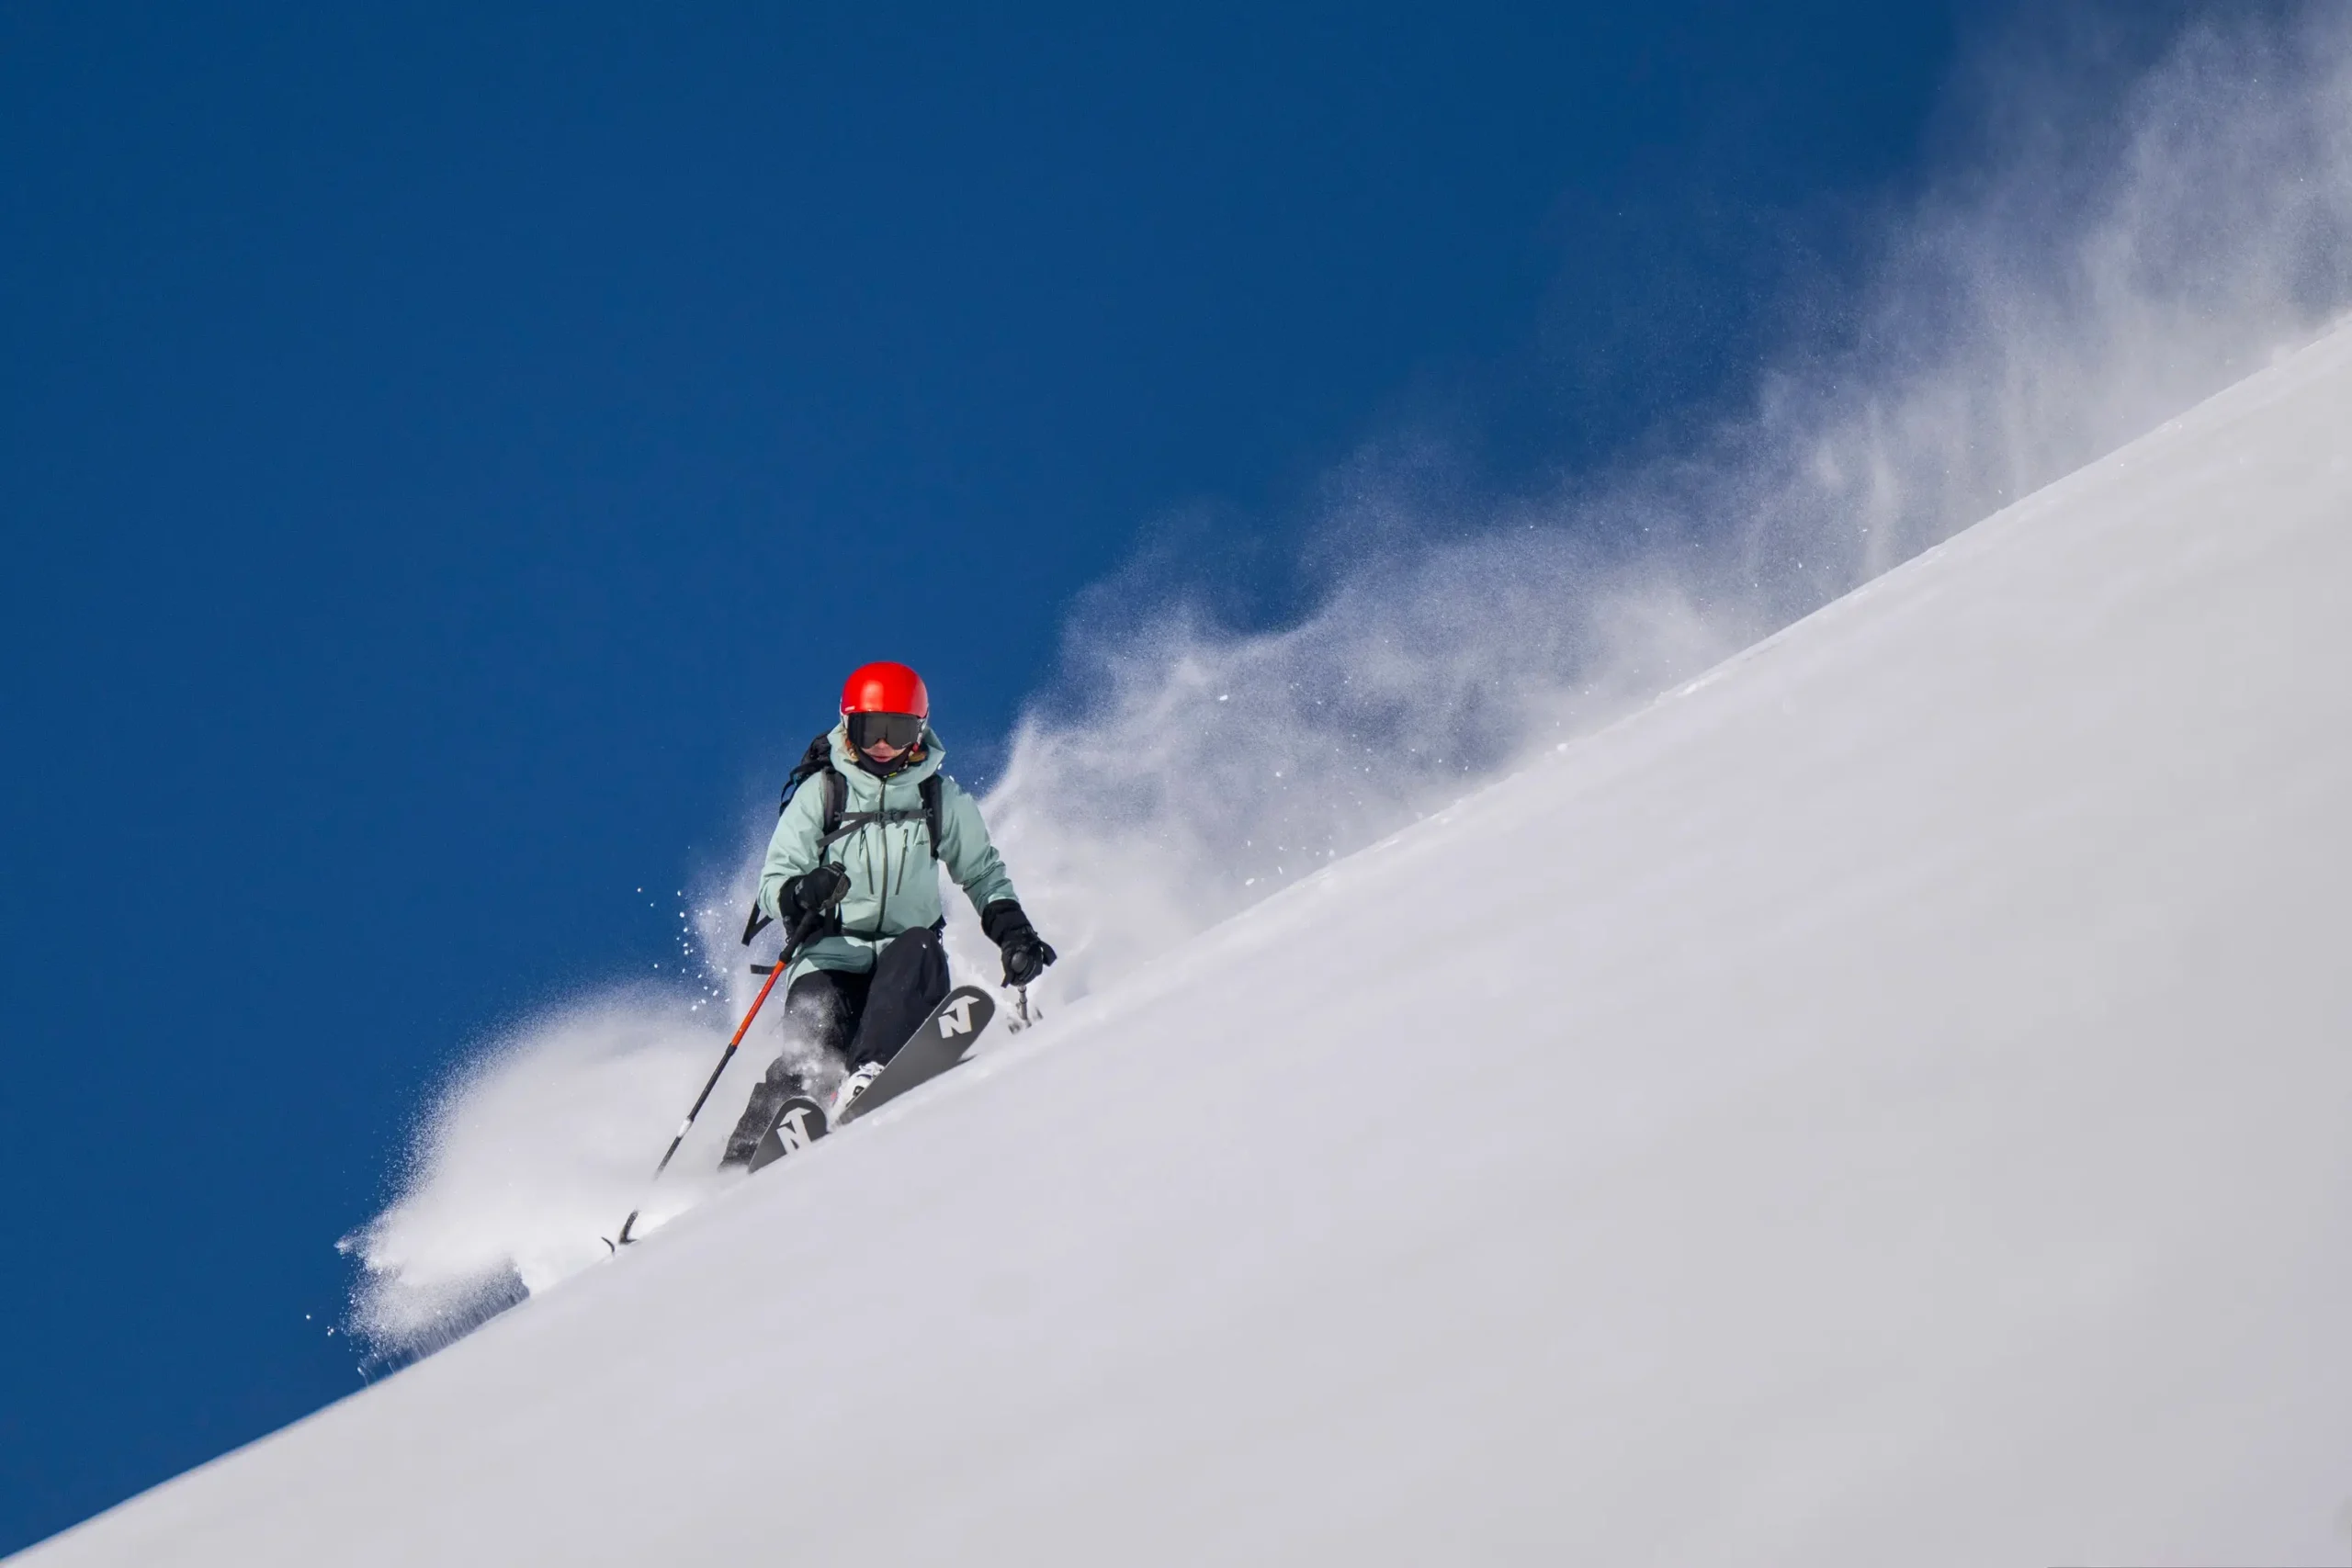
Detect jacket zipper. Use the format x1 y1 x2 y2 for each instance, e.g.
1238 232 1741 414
856 764 928 939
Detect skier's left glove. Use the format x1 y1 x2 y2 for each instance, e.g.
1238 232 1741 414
980 899 1057 988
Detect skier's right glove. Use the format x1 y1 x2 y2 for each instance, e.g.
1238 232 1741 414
784 864 851 922
980 899 1057 987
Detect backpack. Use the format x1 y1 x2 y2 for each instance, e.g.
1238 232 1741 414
739 729 947 945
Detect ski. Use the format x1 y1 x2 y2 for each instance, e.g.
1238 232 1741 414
842 985 995 1123
744 1095 827 1173
743 984 997 1171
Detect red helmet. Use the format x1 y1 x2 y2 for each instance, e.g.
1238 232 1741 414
840 660 929 718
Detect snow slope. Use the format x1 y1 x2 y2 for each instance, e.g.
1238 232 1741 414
21 325 2352 1565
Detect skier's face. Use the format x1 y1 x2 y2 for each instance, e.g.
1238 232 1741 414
847 710 923 763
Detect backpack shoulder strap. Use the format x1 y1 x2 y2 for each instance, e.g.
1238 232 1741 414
821 768 847 840
921 773 946 863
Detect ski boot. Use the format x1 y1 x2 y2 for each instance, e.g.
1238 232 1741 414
829 1058 888 1122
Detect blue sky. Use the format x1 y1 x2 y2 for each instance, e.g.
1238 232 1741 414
0 0 2126 1549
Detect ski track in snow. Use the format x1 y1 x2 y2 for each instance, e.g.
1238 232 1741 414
19 314 2352 1566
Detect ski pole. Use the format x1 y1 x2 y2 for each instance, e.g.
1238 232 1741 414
609 908 824 1248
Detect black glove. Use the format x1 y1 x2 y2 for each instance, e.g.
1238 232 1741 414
981 899 1057 987
785 864 851 921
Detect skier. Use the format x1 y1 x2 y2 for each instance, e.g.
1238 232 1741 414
720 660 1056 1167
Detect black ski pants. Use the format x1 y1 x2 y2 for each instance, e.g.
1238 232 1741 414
776 925 951 1073
724 927 949 1163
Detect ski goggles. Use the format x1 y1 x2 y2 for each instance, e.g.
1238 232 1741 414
846 711 924 752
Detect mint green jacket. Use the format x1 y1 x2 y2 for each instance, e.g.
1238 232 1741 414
756 722 1018 982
